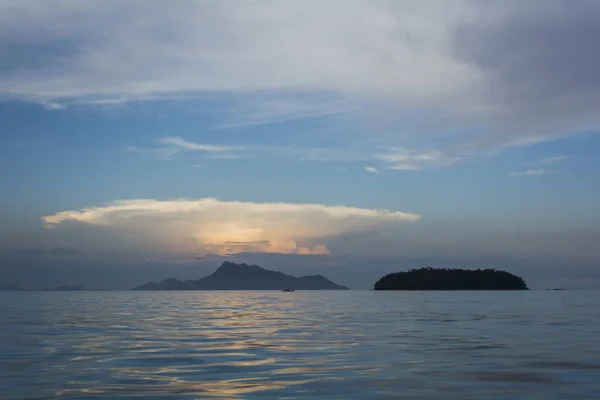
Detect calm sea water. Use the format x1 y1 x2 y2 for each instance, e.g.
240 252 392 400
1 291 599 399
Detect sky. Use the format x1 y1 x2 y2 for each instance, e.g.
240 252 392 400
1 0 600 289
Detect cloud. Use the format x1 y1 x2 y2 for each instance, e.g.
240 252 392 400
510 169 549 177
127 137 240 161
376 148 463 171
132 136 367 163
364 166 381 174
1 0 599 158
541 156 569 165
159 137 236 153
133 136 460 171
0 1 470 102
42 198 421 257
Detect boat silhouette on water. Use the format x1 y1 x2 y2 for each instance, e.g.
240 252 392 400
282 288 295 292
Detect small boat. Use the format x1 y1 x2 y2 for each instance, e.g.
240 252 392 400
282 288 295 292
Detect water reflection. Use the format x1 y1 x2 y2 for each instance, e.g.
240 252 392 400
1 291 600 399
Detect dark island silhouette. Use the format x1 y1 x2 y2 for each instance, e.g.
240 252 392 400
49 285 85 291
374 267 528 290
133 261 349 290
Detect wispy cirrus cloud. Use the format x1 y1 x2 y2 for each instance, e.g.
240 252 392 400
541 156 569 165
510 169 549 177
42 198 421 257
130 136 460 171
129 136 366 163
376 148 463 171
364 166 381 174
509 155 569 177
159 137 236 153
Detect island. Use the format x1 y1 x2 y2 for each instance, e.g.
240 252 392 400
133 261 349 290
49 285 86 291
374 267 528 290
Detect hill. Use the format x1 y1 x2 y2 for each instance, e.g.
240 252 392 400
133 261 349 290
374 267 528 290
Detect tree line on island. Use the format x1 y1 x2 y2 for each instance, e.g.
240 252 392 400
374 267 528 290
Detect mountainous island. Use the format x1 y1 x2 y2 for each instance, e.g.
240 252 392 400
133 262 349 290
374 267 528 290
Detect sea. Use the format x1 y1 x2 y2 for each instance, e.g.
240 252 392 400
1 290 599 399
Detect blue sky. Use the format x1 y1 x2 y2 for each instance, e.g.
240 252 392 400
1 1 600 289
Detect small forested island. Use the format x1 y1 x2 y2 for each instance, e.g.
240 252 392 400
133 261 349 290
374 267 528 290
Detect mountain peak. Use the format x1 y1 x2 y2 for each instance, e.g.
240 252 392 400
211 262 270 277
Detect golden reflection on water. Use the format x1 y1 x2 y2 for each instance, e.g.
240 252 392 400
1 291 600 399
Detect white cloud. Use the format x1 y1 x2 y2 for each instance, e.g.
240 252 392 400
1 0 599 157
541 156 569 165
132 137 461 171
510 169 549 177
376 148 463 171
0 1 472 102
42 198 421 257
132 136 368 163
159 137 236 153
364 166 381 174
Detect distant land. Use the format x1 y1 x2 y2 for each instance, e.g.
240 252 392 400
133 261 349 290
374 268 528 290
47 285 85 291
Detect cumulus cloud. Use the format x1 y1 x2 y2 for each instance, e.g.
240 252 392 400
510 169 549 177
1 0 599 157
42 198 421 257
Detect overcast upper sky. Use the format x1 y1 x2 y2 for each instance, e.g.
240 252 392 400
1 0 599 289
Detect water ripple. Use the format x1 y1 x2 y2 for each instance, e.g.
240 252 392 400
1 291 600 399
